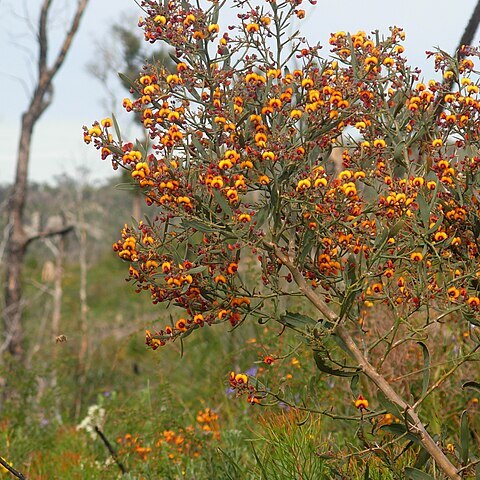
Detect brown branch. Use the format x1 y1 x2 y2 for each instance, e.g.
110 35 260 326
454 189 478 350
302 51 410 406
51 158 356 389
26 225 74 245
269 243 461 480
49 0 89 78
94 427 127 475
456 0 480 57
0 456 27 480
457 457 480 475
37 0 52 77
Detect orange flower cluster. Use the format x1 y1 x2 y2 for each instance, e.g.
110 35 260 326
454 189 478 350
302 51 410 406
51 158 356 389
157 427 201 461
116 408 220 465
229 372 262 404
196 408 220 440
116 433 152 461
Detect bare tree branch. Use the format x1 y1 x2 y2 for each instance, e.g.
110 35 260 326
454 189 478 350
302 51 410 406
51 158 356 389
456 0 480 57
0 70 30 99
49 0 89 79
38 0 52 77
26 225 74 245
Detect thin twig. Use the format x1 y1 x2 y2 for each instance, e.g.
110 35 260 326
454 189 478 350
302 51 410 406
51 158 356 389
26 225 74 245
457 457 480 474
0 456 27 480
94 426 127 475
412 344 480 410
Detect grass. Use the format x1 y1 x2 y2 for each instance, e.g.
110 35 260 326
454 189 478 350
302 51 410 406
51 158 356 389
0 251 476 479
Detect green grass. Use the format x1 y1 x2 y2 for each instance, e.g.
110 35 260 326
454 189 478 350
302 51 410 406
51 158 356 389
0 251 474 479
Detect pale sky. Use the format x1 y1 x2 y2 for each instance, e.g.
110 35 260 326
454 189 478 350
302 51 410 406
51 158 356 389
1 0 480 185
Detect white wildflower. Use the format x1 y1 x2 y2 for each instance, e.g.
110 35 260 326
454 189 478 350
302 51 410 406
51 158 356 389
76 404 106 440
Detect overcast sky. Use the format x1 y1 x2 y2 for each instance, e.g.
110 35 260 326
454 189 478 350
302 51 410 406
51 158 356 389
1 0 480 185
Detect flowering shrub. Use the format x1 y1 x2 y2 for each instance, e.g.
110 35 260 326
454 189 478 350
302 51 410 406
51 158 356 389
85 0 480 477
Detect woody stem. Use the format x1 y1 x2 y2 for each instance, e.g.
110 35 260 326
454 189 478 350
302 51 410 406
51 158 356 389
271 245 461 480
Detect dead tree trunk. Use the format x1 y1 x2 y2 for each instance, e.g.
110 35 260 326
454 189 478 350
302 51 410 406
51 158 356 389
75 187 89 420
2 0 89 360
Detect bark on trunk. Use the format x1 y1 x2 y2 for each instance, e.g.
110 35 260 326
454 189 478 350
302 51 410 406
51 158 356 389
2 0 89 360
3 114 34 358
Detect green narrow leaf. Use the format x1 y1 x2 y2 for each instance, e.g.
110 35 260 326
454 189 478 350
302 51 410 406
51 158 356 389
377 391 404 421
313 351 359 377
270 185 278 214
404 467 434 480
427 215 444 234
347 34 359 78
413 447 430 470
339 286 361 320
134 139 147 160
111 113 122 142
462 381 480 393
106 144 124 156
363 463 370 480
118 72 138 91
417 342 430 398
213 189 233 216
181 324 199 340
254 204 270 228
211 2 220 24
251 444 270 480
392 140 407 166
217 447 243 476
331 332 352 357
298 229 315 267
191 134 207 156
114 182 137 191
278 312 317 329
184 266 207 275
343 255 357 288
373 225 389 249
416 193 430 229
388 220 405 239
308 145 320 163
350 374 360 397
460 410 469 465
181 219 216 233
